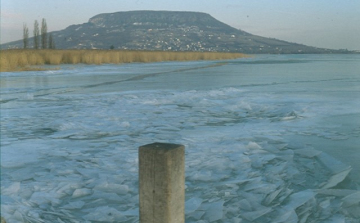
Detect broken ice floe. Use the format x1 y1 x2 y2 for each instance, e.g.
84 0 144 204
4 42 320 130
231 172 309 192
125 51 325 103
321 168 352 189
185 197 203 214
342 191 360 207
202 200 224 222
1 63 359 222
2 120 358 222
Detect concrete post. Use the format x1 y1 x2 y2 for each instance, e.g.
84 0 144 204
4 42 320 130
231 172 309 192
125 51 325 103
139 142 185 223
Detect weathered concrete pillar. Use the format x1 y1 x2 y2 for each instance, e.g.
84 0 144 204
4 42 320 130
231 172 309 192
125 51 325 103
139 142 185 223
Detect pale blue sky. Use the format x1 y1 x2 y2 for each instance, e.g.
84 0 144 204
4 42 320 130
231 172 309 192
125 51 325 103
1 0 359 50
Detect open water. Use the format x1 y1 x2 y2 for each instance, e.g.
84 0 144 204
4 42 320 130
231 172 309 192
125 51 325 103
1 54 360 222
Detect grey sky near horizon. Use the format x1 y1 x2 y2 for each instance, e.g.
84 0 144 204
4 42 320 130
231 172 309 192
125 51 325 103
1 0 359 50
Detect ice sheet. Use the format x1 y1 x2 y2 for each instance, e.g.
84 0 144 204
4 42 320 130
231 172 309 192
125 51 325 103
241 207 272 221
1 56 359 222
286 190 316 209
203 200 224 222
342 191 360 207
316 152 351 174
185 197 203 214
321 168 352 189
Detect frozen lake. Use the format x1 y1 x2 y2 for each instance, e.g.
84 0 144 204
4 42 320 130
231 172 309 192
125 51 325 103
1 54 360 222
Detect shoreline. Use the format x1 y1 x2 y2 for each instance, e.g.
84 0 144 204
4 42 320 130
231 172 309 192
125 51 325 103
0 49 248 72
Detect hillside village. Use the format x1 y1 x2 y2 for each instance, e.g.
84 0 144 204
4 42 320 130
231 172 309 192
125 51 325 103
1 11 354 54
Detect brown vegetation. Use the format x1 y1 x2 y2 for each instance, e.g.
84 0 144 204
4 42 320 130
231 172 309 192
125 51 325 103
0 49 247 72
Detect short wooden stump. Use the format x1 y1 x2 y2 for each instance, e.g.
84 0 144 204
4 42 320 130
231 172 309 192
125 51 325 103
139 142 185 223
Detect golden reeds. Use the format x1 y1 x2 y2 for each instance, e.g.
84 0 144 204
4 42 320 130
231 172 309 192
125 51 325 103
0 49 247 72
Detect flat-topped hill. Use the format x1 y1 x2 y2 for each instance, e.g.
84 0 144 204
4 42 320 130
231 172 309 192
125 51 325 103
1 11 350 53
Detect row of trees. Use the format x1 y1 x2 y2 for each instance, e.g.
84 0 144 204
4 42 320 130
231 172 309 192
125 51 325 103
23 18 55 49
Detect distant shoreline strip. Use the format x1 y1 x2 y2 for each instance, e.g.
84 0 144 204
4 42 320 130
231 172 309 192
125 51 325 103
0 49 248 72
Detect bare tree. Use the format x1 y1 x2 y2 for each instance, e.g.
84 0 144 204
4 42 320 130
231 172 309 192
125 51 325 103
33 20 40 49
41 18 48 49
23 23 29 49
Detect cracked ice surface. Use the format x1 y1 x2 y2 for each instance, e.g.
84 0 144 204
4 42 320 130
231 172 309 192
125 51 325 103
1 56 360 222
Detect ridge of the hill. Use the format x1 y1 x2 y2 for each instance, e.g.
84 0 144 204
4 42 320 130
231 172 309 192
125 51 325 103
1 11 351 53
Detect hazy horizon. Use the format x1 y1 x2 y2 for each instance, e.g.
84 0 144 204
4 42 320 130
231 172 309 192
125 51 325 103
1 0 359 50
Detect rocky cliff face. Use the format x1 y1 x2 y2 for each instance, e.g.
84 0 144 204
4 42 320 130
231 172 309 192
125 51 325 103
1 11 339 53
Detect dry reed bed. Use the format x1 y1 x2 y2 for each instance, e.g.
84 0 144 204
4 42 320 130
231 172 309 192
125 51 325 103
0 49 247 72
